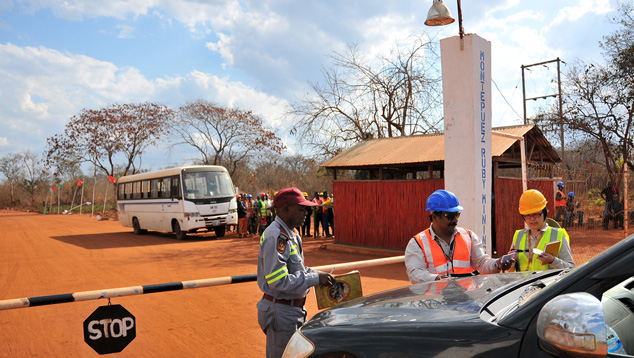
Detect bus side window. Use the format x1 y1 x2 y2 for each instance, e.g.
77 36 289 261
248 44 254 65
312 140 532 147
170 176 181 199
117 184 124 200
152 179 160 199
161 178 170 198
132 181 141 199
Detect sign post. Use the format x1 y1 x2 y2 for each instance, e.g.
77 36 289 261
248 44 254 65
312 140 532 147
83 304 136 355
442 34 493 255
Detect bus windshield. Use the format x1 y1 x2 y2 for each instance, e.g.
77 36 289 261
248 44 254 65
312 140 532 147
182 171 234 200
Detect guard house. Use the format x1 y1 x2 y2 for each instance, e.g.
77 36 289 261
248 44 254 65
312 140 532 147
321 124 561 255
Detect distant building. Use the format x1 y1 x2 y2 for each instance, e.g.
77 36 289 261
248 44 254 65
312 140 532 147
321 124 561 255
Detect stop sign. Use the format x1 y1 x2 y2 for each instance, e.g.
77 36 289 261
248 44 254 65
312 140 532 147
83 304 136 355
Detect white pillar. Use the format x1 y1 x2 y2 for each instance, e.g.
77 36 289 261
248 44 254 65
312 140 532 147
441 34 493 256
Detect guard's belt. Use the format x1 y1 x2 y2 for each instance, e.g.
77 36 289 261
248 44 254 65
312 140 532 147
263 293 306 307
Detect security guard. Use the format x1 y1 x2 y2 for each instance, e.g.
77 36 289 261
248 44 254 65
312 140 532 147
256 187 335 358
405 189 510 284
510 189 575 271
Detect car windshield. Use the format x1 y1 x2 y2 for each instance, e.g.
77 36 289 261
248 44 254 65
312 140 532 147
480 269 573 322
182 171 234 200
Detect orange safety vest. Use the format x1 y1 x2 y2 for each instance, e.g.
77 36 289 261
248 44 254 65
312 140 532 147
413 228 475 276
555 190 566 207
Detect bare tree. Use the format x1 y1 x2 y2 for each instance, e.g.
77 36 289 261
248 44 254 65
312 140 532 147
535 3 634 185
46 102 175 178
0 153 23 205
289 34 443 156
172 99 285 176
19 151 48 205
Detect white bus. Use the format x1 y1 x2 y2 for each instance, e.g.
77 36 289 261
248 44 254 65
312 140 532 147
116 165 238 239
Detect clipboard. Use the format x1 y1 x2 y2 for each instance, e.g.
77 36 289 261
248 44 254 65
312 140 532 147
314 271 363 309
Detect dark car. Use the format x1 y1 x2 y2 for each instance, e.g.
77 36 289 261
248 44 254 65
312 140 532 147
284 234 634 358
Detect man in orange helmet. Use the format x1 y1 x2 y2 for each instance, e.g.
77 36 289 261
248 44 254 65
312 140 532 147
509 189 575 271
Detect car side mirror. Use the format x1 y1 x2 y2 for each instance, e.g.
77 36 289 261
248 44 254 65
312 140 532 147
537 292 607 358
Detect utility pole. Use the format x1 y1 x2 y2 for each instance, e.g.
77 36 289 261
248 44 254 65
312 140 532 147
521 58 565 172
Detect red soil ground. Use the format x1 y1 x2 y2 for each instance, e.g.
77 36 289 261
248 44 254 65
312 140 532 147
0 210 631 357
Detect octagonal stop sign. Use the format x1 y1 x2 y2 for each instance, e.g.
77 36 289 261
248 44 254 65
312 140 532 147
83 304 136 355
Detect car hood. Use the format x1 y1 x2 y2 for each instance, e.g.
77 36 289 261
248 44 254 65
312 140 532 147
305 272 542 328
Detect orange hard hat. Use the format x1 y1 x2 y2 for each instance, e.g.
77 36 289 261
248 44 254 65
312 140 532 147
519 189 547 215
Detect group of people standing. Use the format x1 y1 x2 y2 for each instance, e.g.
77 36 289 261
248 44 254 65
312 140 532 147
235 190 334 239
405 188 575 283
256 185 580 357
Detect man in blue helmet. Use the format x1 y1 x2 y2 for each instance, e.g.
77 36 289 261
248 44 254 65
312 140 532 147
404 189 511 283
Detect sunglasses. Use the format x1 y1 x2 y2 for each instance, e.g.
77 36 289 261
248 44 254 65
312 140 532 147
437 211 461 220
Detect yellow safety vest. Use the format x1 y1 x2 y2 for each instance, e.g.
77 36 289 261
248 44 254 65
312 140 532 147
512 227 569 271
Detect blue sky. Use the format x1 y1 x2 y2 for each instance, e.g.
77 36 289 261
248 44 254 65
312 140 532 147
0 0 621 171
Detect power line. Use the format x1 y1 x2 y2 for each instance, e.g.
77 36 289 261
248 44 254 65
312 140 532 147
492 78 522 121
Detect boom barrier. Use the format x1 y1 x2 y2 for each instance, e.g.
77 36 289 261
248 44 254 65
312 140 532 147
0 255 405 311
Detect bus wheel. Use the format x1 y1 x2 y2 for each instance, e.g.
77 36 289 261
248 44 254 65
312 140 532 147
133 218 146 235
173 220 187 240
214 226 226 238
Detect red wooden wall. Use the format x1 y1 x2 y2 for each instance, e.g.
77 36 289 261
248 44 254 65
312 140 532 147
333 178 555 253
333 180 444 249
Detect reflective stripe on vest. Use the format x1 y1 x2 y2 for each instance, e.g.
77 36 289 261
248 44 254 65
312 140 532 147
413 228 474 275
512 226 569 271
259 200 267 216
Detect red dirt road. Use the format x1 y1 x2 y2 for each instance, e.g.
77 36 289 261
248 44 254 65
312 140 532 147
0 211 409 357
0 210 631 357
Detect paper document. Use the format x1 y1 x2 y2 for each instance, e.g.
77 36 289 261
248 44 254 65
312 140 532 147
314 271 363 309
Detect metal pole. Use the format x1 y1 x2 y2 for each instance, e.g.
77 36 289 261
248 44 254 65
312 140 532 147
625 162 629 234
457 0 464 39
557 58 565 173
0 256 406 311
521 65 527 125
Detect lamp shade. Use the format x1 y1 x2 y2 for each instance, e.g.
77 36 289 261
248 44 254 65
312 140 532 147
424 0 455 26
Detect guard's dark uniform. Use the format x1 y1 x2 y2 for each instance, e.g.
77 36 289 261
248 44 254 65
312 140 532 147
257 216 319 358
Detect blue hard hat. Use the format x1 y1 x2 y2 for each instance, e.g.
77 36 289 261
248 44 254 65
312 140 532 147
557 182 564 187
568 192 574 197
247 194 252 198
426 189 464 212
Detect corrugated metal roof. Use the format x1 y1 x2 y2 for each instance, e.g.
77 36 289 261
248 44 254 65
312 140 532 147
321 124 557 168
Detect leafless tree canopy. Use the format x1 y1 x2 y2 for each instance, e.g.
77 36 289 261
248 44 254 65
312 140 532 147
289 35 443 157
535 2 634 185
172 99 286 177
46 102 175 177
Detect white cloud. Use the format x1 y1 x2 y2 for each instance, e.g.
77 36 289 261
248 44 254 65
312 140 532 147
116 24 135 38
206 32 233 67
0 42 288 160
549 0 614 28
18 0 155 20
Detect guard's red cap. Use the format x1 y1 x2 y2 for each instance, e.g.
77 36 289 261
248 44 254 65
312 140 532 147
274 187 317 208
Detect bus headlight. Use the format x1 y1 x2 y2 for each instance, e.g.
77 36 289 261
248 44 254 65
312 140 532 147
184 212 201 218
229 208 237 214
